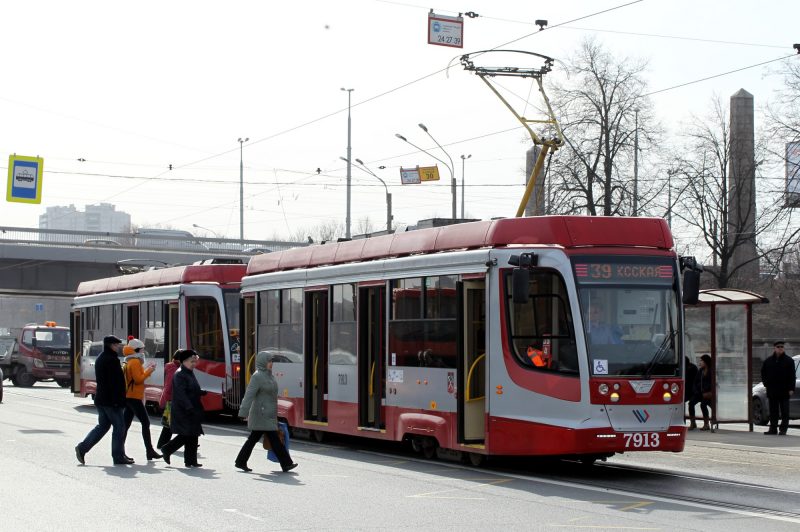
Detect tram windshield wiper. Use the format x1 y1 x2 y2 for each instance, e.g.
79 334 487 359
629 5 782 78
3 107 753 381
643 329 678 379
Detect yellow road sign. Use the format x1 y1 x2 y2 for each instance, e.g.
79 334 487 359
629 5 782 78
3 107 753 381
419 165 440 182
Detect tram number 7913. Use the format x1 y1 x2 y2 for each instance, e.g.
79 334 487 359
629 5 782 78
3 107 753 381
623 432 660 449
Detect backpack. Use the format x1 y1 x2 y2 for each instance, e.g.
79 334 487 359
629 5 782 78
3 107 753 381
122 360 135 392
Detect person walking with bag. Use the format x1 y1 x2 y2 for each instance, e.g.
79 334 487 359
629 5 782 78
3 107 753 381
159 349 205 468
235 351 297 473
156 351 181 449
688 354 714 430
761 340 796 435
75 335 133 465
122 338 161 460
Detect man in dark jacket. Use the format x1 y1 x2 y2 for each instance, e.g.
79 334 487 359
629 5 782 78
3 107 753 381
75 335 133 464
761 340 796 435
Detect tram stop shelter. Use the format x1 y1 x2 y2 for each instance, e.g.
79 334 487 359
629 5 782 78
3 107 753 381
684 288 769 431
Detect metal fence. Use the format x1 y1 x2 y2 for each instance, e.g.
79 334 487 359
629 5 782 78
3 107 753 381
0 226 306 254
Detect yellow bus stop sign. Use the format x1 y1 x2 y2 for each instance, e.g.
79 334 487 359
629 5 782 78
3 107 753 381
419 165 440 182
7 155 44 204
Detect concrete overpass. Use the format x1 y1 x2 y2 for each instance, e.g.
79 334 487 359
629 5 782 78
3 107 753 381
0 226 305 332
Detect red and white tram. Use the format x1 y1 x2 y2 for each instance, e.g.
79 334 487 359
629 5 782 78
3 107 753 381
240 216 700 462
70 263 246 412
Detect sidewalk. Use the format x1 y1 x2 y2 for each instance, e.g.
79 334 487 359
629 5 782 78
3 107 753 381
685 422 800 454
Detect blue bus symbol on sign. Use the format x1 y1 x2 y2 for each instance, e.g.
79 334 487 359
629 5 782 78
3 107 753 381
433 22 441 32
35 303 44 312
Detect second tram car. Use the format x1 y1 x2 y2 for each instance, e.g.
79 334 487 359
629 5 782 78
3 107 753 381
70 263 246 412
240 216 698 463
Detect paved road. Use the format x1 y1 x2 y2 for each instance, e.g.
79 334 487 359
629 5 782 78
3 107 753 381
2 382 799 531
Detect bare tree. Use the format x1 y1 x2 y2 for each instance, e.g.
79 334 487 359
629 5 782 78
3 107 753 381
671 97 800 288
547 38 660 216
765 59 800 145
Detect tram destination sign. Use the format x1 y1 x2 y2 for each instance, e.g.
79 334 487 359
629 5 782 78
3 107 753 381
574 261 674 285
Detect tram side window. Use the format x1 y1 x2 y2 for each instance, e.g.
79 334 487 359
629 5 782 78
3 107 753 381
142 300 166 358
81 306 104 356
506 270 578 375
187 297 225 362
389 276 457 368
256 289 302 363
330 284 356 365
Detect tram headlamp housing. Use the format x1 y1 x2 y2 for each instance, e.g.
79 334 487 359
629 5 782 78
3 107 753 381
598 383 609 395
663 392 672 402
609 392 620 402
671 383 680 394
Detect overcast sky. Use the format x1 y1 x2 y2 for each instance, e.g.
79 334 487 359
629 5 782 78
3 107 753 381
1 0 797 242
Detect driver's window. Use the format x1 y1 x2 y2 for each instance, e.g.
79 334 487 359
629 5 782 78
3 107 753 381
21 330 33 346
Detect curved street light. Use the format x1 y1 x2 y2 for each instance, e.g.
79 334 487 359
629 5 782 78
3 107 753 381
460 154 471 219
355 158 392 233
237 137 249 241
419 123 456 219
192 223 221 239
395 131 456 219
341 88 354 239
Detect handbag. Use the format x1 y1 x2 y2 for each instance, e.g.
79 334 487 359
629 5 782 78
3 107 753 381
261 423 286 450
267 422 290 463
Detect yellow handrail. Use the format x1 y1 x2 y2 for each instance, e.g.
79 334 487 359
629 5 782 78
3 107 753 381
465 353 486 402
313 356 318 388
368 361 376 397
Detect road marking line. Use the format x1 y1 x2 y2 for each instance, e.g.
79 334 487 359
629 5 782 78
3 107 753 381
547 525 660 530
223 509 263 521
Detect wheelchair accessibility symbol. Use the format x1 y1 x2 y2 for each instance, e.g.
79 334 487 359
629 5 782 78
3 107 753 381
593 359 608 375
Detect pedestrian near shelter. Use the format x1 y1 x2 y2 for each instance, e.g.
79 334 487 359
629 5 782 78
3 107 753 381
683 289 768 432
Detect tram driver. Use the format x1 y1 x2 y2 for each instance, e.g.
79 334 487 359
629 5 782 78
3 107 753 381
586 303 623 345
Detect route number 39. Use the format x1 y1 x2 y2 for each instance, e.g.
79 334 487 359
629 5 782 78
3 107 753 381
623 432 660 448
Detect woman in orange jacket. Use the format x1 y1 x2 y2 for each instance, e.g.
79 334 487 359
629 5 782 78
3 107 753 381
123 338 161 460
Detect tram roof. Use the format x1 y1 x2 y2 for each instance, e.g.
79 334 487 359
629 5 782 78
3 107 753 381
76 263 247 296
246 216 673 276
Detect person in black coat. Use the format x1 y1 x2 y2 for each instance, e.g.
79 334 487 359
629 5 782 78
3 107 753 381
761 341 796 435
75 335 133 465
159 349 205 467
688 354 713 430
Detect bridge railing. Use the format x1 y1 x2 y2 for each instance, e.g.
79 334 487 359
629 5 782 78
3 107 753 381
0 226 306 254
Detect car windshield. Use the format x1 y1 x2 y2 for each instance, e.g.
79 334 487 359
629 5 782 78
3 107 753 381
572 256 680 377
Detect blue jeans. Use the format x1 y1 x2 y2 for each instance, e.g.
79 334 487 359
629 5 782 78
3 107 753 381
78 405 127 461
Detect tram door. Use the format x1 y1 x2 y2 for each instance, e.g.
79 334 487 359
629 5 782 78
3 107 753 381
458 281 486 443
126 304 139 340
167 303 179 359
69 310 81 394
304 290 328 422
358 286 385 429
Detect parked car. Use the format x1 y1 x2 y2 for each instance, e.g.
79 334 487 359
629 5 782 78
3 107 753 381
83 239 122 247
751 354 800 425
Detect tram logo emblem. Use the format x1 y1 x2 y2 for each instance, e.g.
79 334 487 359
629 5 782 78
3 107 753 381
632 409 650 423
630 380 655 394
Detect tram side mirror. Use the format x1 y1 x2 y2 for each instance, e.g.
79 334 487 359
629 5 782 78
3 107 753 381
682 269 700 305
679 255 703 305
512 268 531 304
509 253 537 305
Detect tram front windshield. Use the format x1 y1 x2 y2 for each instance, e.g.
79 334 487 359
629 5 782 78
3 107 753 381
573 256 680 377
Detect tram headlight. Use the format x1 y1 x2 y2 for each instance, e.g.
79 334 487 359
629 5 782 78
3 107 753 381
663 392 672 402
609 392 620 402
598 383 609 395
671 383 680 394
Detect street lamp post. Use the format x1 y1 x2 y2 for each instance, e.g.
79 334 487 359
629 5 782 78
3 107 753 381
395 130 456 219
633 108 639 216
341 88 354 239
237 137 249 241
354 158 392 233
418 123 456 219
192 223 221 239
460 154 471 219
